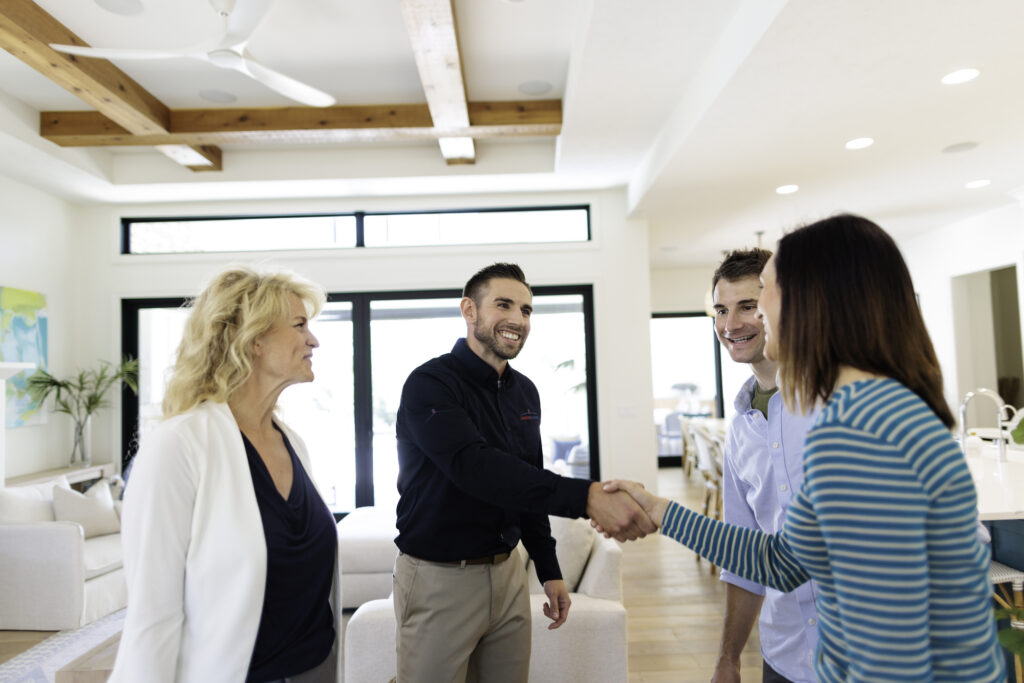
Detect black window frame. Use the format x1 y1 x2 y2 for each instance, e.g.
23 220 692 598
120 205 592 255
121 284 600 513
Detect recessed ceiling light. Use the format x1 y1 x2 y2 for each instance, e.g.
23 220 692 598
775 184 799 195
942 141 979 154
965 179 991 189
941 68 980 85
94 0 143 15
518 80 552 96
845 137 874 150
199 89 237 104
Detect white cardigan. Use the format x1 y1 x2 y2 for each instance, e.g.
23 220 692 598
109 402 342 683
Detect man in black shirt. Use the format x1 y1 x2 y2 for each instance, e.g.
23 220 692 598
394 262 654 683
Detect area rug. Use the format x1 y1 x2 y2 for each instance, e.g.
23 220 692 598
0 608 125 682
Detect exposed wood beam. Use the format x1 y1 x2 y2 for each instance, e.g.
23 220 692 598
155 144 223 172
40 100 562 147
0 0 222 171
400 0 475 164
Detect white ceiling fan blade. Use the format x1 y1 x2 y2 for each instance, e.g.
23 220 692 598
49 43 192 60
236 52 335 107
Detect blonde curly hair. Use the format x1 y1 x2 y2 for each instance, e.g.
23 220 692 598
162 265 326 417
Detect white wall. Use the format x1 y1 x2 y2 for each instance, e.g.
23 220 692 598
0 175 77 478
70 188 659 491
901 201 1024 416
650 266 716 313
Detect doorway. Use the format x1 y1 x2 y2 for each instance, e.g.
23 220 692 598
951 265 1023 427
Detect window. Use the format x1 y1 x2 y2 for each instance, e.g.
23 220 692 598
122 206 590 255
362 208 589 247
650 315 720 461
125 215 357 254
649 312 760 463
122 286 598 515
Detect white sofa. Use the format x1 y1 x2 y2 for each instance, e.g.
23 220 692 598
0 476 126 630
335 505 399 609
343 516 628 683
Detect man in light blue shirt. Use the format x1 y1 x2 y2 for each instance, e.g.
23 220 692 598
710 248 818 683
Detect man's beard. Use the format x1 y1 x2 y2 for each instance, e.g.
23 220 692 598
473 323 523 361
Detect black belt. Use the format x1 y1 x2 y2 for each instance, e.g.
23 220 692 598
441 551 512 567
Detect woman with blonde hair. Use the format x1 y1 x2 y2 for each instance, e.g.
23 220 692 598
110 265 340 682
607 215 1004 682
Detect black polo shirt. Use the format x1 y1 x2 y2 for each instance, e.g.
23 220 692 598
395 338 592 583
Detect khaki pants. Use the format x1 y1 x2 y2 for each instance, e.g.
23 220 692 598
393 552 531 683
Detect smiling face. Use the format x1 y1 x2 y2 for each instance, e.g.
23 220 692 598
757 256 782 362
461 277 533 373
253 293 320 387
713 275 766 365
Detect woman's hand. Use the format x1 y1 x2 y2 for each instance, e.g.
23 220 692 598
589 480 668 536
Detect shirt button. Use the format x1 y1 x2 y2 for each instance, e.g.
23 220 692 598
772 441 780 448
780 484 788 492
808 618 816 625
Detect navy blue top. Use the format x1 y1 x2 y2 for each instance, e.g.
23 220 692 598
242 426 336 682
395 338 592 583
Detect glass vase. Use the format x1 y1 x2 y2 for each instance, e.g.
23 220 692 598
70 416 92 468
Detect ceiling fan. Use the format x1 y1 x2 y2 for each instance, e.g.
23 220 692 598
49 0 335 107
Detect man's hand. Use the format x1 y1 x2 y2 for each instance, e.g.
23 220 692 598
711 658 742 683
601 479 669 528
542 579 571 630
586 482 657 541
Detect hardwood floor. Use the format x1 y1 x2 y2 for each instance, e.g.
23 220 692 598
623 467 763 682
0 629 53 665
0 467 761 681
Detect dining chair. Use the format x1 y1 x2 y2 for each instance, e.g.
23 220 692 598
689 424 725 574
991 560 1024 683
678 416 696 478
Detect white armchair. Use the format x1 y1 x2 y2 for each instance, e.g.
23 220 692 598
344 517 628 683
0 476 126 630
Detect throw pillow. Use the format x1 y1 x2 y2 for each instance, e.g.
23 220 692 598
52 480 121 538
526 515 596 593
0 486 54 522
0 476 72 523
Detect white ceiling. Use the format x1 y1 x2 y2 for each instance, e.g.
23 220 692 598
0 0 1021 267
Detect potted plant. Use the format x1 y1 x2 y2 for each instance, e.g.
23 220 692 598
27 357 139 467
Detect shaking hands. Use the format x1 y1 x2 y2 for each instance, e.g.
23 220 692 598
586 480 670 541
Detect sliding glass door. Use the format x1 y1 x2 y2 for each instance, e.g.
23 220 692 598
368 296 464 512
123 286 597 515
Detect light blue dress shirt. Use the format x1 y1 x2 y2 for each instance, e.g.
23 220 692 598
720 375 819 682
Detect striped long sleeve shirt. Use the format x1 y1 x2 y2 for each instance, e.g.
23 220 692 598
661 378 1004 682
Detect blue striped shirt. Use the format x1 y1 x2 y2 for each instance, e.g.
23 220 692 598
662 378 1004 682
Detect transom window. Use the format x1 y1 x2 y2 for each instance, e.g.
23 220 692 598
122 206 590 255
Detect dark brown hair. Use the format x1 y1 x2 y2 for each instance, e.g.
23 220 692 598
463 263 531 303
712 248 773 289
774 214 953 427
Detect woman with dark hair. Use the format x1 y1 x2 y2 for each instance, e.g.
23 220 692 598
607 215 1004 682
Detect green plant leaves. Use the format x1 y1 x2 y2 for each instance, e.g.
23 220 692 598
25 357 140 422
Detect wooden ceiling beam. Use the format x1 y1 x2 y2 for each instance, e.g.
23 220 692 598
40 100 562 147
399 0 475 164
0 0 221 171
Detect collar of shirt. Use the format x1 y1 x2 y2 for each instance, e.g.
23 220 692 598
451 337 518 390
734 374 765 413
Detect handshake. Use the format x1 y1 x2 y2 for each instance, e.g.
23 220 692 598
585 480 671 542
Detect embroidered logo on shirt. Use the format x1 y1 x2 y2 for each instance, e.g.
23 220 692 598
520 410 539 421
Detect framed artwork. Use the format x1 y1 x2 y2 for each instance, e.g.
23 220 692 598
0 286 48 428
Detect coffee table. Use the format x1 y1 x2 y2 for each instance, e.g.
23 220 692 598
55 630 120 683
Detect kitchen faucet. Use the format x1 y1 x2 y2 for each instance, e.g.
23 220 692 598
958 388 1016 462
